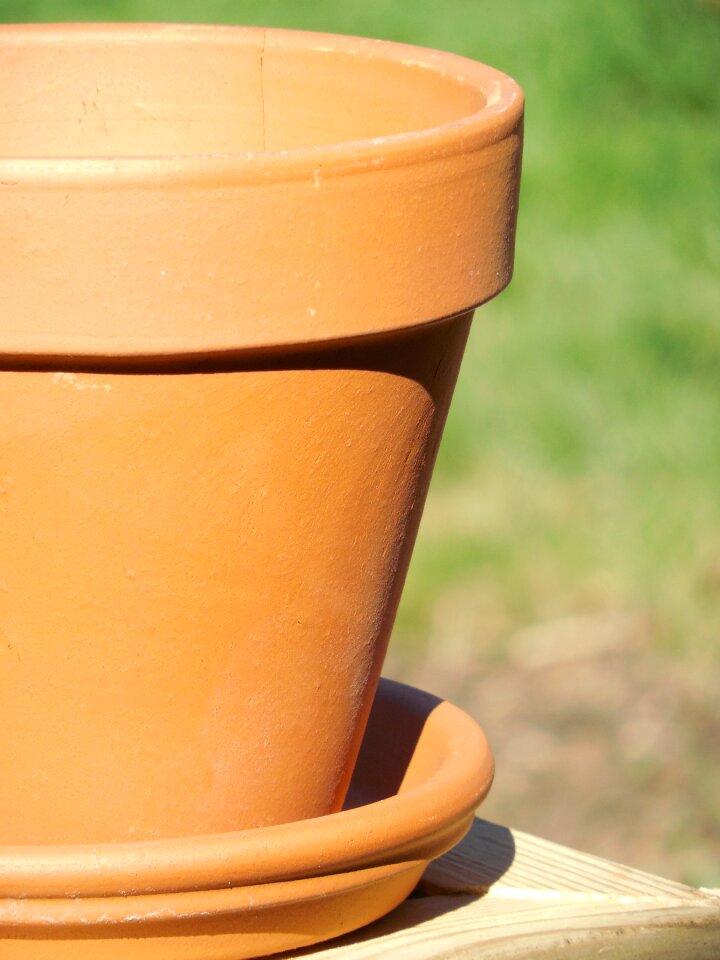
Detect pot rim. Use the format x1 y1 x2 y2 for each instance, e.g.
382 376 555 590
0 678 493 899
0 22 522 183
0 23 523 356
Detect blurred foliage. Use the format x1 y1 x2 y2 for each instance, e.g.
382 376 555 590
4 0 720 882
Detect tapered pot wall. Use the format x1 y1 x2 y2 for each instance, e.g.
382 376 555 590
0 24 522 845
0 319 470 844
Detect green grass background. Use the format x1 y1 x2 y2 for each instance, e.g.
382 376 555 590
5 0 719 881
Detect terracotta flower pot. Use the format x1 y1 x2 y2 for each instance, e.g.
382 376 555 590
0 679 495 960
0 23 523 845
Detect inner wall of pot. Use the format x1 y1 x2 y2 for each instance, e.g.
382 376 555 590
0 28 486 157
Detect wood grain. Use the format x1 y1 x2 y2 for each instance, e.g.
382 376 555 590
289 818 720 959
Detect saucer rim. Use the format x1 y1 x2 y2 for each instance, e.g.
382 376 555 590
0 679 493 899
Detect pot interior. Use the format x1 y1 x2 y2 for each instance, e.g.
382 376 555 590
0 25 486 158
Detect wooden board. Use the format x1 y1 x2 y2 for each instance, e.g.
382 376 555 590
290 818 720 959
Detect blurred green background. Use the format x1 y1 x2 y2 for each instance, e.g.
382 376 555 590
6 0 719 884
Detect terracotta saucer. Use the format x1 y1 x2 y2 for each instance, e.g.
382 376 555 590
0 679 493 959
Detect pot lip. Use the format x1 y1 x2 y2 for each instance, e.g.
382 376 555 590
0 22 523 184
0 678 494 900
0 859 429 929
0 307 472 366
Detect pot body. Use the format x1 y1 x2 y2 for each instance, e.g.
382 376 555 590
0 320 470 843
0 24 522 844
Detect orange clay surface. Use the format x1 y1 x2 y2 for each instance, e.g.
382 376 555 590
0 24 522 845
0 678 494 960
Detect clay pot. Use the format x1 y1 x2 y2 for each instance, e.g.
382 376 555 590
0 24 522 845
0 678 494 960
